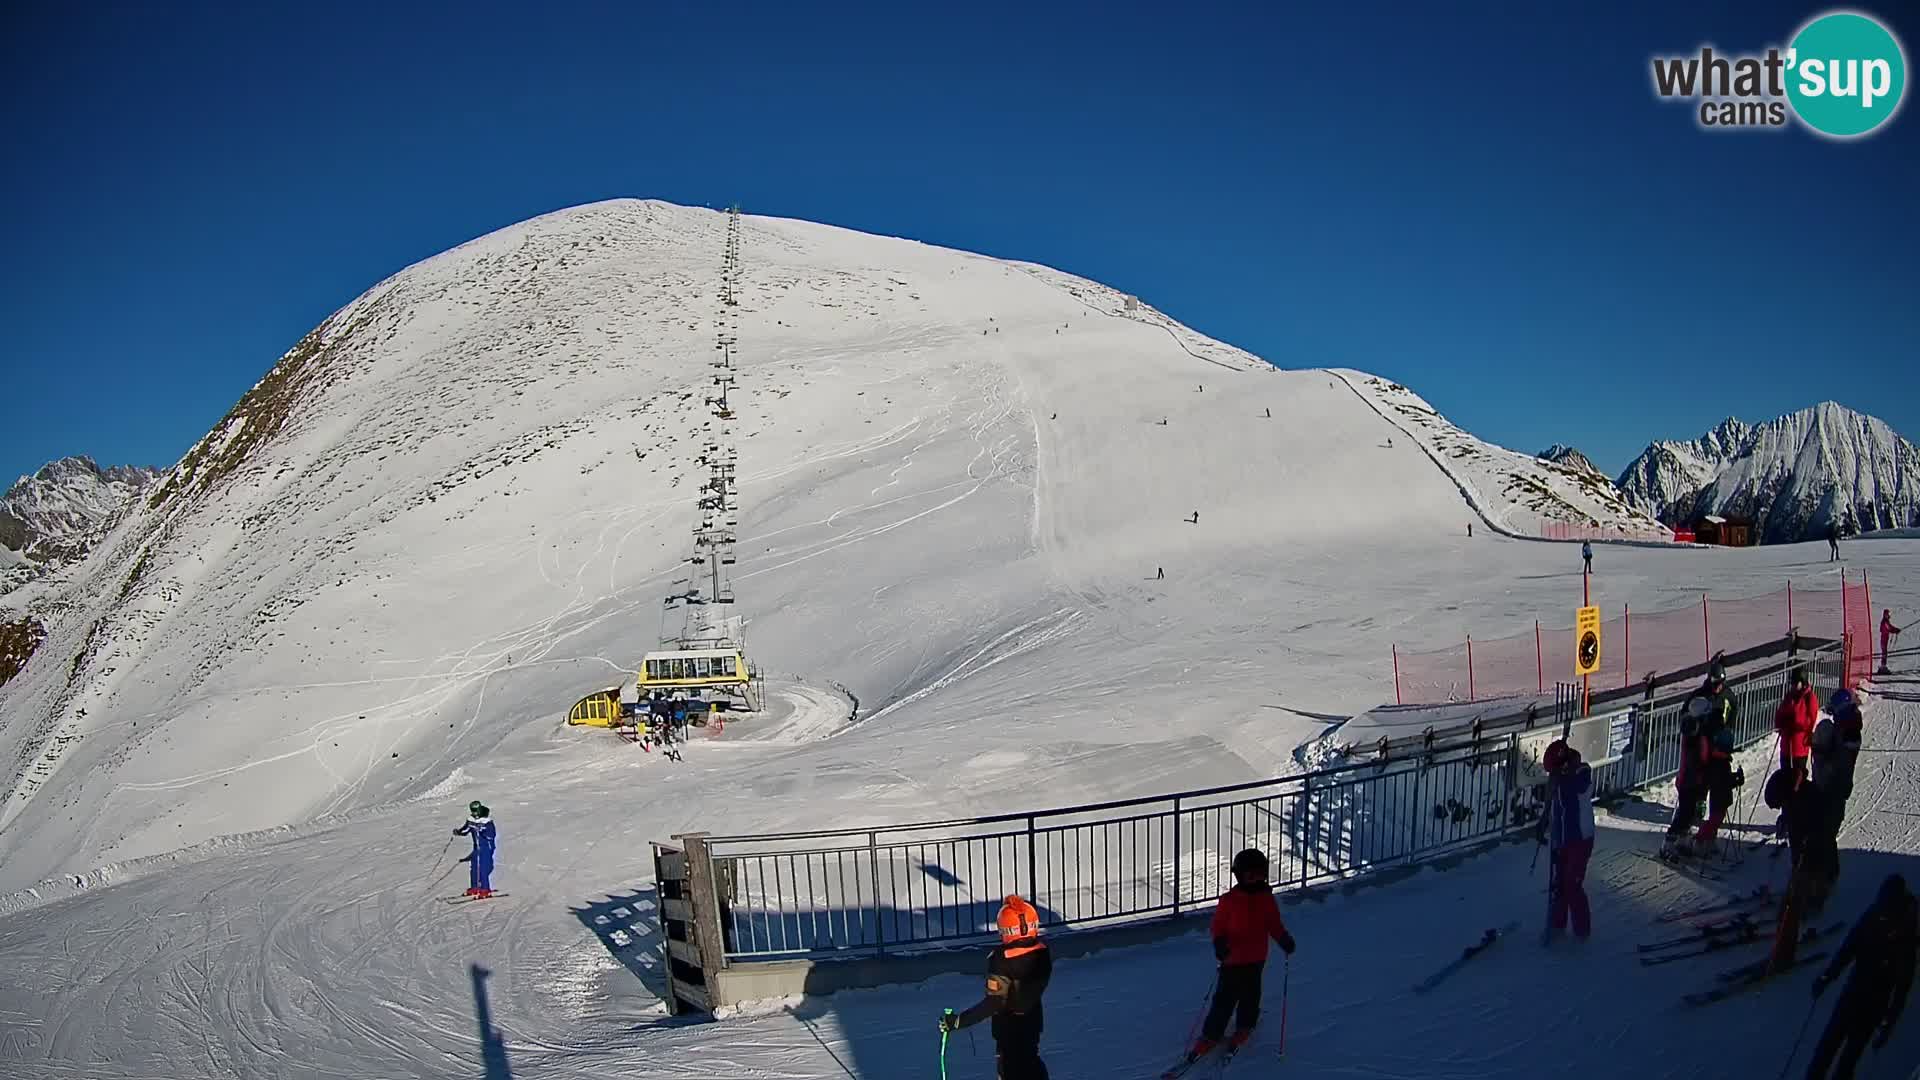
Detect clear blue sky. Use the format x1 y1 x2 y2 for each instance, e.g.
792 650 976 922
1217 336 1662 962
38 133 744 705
2 1 1914 484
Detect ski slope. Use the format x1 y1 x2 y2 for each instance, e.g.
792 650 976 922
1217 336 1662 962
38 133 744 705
2 201 1918 1079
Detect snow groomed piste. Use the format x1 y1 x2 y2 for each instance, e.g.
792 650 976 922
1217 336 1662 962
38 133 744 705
654 634 1846 1011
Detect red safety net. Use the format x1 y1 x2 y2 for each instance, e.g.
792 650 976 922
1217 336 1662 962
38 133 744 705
1538 522 1674 542
1394 576 1866 705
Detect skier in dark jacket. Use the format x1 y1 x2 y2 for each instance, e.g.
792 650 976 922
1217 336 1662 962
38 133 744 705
1537 739 1596 940
1807 874 1917 1079
453 801 498 898
942 896 1052 1080
1813 689 1865 821
1180 848 1296 1064
1781 767 1841 917
1581 540 1593 574
1827 523 1841 562
1664 663 1737 857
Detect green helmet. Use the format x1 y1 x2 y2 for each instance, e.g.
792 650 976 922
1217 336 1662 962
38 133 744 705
469 801 488 817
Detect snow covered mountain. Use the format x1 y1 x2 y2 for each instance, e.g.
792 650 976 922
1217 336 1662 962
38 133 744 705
0 456 160 566
1617 405 1920 543
0 199 1682 892
1538 444 1599 476
1615 418 1750 519
1340 376 1671 539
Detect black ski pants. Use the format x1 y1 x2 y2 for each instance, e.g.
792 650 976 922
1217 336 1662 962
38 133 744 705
1806 981 1889 1079
994 1036 1048 1080
1203 962 1265 1041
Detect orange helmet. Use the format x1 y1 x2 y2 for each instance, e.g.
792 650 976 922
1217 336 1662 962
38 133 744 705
997 895 1041 947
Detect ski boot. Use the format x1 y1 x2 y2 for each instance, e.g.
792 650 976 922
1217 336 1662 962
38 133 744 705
1228 1029 1253 1051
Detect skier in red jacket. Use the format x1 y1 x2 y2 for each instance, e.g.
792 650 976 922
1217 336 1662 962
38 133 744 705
1775 668 1819 774
1183 849 1295 1063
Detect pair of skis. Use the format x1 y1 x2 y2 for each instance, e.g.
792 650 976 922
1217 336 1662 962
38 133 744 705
1641 918 1839 967
443 892 510 905
1681 948 1830 1006
1160 1035 1254 1079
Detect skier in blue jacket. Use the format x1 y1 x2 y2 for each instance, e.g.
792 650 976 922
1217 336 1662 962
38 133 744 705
454 801 499 898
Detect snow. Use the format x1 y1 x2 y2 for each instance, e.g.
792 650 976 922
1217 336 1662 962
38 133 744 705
1337 371 1672 539
2 200 1919 1079
1619 405 1920 544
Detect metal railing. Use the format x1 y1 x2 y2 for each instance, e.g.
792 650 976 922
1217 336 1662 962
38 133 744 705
696 640 1839 962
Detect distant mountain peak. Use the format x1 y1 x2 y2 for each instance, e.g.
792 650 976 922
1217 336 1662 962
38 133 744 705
1616 403 1919 542
0 455 162 584
1538 444 1601 476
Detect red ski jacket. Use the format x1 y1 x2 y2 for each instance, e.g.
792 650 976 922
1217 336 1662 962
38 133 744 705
1775 685 1818 760
1211 882 1295 966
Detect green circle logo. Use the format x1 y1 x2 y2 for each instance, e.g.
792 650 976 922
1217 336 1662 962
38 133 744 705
1786 11 1907 137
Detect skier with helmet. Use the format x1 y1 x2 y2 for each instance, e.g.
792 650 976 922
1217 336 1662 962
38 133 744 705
940 895 1053 1079
453 801 498 898
1537 739 1595 941
1813 688 1866 826
1177 848 1296 1066
1663 660 1737 858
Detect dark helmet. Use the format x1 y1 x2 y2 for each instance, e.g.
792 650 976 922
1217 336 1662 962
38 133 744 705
1543 739 1571 774
469 801 489 818
1830 688 1856 713
1231 848 1269 881
1791 668 1809 687
1707 659 1727 685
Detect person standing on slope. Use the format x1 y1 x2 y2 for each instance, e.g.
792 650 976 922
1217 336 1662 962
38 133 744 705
1828 522 1841 562
1806 874 1917 1079
1581 540 1593 575
1812 689 1865 828
941 896 1053 1080
1881 610 1903 675
1182 848 1296 1064
1663 662 1736 858
1777 668 1819 775
1538 739 1595 942
454 801 499 898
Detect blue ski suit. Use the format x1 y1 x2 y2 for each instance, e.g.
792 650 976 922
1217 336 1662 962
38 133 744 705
455 816 498 891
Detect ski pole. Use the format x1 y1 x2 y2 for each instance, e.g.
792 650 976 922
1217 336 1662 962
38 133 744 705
1774 996 1818 1080
1278 955 1291 1057
940 1009 953 1080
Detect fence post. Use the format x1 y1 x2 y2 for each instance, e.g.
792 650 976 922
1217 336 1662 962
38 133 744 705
1467 636 1476 702
1406 766 1423 863
1865 571 1874 673
1392 644 1402 706
1297 786 1312 890
1025 815 1039 912
868 830 883 955
1842 570 1851 682
1623 603 1631 690
1787 580 1793 635
1170 796 1183 916
1701 593 1711 662
679 833 731 981
1535 621 1543 693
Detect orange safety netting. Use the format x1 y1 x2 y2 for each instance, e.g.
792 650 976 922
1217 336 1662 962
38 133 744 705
1394 573 1879 704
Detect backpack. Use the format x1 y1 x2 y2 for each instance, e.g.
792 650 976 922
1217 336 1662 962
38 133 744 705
1763 767 1793 810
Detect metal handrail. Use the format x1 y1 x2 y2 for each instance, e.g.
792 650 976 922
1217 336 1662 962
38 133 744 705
693 639 1838 961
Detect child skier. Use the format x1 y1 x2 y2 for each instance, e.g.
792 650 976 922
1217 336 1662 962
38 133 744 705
454 801 498 898
1181 848 1296 1064
1882 610 1903 675
1538 739 1595 941
940 896 1053 1080
1807 874 1917 1079
1581 540 1593 575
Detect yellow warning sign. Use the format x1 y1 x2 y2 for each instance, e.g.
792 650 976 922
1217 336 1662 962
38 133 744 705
1575 605 1602 677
